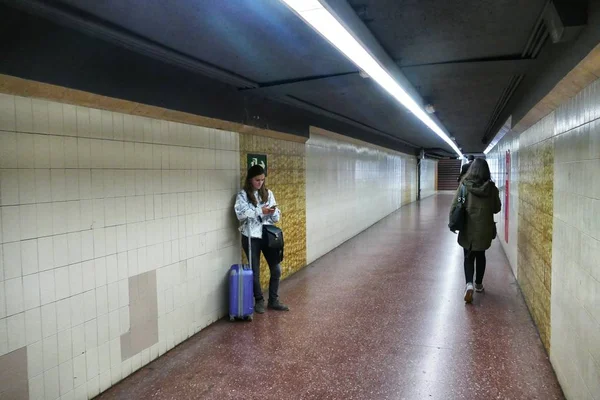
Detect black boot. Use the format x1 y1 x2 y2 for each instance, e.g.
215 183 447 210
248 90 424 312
254 298 265 314
268 298 290 311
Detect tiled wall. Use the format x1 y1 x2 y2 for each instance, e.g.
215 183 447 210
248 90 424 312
305 129 417 264
489 77 600 399
239 134 307 285
551 78 600 400
419 159 437 200
487 130 520 276
518 113 554 351
0 93 242 399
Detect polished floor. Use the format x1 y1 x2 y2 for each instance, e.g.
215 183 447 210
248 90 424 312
97 194 564 399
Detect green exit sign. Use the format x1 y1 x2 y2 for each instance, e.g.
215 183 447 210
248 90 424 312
247 154 267 175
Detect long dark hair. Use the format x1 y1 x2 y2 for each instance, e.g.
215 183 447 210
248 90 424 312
464 158 491 184
243 165 268 206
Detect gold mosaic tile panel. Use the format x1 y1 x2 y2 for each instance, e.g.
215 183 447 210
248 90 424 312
239 134 307 288
518 137 554 351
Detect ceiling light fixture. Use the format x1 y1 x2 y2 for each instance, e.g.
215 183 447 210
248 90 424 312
280 0 463 158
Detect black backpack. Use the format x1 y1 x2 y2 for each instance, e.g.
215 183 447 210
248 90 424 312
448 184 467 233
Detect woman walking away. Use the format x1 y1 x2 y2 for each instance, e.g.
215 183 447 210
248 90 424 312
449 158 501 303
234 165 289 313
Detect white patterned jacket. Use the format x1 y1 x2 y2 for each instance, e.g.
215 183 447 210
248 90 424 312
234 189 280 239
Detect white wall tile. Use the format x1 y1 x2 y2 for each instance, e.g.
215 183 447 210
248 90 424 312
0 317 6 354
32 100 50 135
73 354 87 388
108 310 119 341
24 273 41 310
28 339 44 378
76 107 90 138
44 365 60 400
57 329 72 365
2 206 21 243
40 270 56 306
68 263 83 297
78 232 92 264
97 313 109 347
51 169 67 203
43 333 59 371
20 203 38 240
1 169 20 206
53 234 69 269
54 266 70 301
49 136 65 169
15 96 33 133
22 238 39 275
0 93 16 131
3 241 22 279
60 104 76 137
71 324 85 360
96 286 108 317
29 372 46 400
89 109 102 140
34 134 51 167
84 319 97 350
19 168 37 204
66 232 81 266
0 132 18 170
83 290 97 323
64 170 79 201
36 202 54 240
52 202 68 236
81 261 95 292
56 298 71 333
41 303 57 338
59 359 74 396
5 277 24 316
63 137 78 169
25 307 42 345
38 237 55 273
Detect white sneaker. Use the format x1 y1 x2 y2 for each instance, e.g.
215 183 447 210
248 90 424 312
475 283 484 292
464 283 474 303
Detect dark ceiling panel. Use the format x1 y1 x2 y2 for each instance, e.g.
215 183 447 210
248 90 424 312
55 0 357 83
347 0 547 66
402 62 521 151
265 74 449 149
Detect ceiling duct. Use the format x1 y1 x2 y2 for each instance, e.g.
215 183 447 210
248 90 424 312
542 0 588 44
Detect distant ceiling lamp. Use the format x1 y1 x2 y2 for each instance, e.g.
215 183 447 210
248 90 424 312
424 104 435 114
279 0 463 158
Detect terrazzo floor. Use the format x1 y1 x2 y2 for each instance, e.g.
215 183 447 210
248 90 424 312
96 194 564 399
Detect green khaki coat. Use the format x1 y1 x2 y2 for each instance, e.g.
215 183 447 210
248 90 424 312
450 178 502 251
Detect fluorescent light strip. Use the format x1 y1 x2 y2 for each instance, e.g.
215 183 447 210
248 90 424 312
281 0 463 158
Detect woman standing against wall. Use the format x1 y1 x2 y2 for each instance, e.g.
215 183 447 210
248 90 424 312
450 158 502 303
234 165 289 313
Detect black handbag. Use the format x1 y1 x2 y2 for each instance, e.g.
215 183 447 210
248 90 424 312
448 184 467 233
263 225 284 249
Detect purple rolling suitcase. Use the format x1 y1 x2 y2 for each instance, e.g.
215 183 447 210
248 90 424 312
229 225 254 321
228 264 254 321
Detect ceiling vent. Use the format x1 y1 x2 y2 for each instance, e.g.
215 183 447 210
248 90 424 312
542 0 588 43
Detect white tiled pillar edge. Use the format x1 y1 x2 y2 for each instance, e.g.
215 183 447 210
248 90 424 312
550 78 600 400
0 93 241 400
305 132 417 264
420 159 437 200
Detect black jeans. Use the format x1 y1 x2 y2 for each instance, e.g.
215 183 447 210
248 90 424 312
464 249 486 285
242 235 282 302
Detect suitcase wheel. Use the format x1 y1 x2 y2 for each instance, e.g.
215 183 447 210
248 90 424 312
229 315 235 322
245 315 253 322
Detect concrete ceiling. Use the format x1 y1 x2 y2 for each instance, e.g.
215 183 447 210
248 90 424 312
2 0 588 154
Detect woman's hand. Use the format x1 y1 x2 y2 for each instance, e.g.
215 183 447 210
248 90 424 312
261 206 274 215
